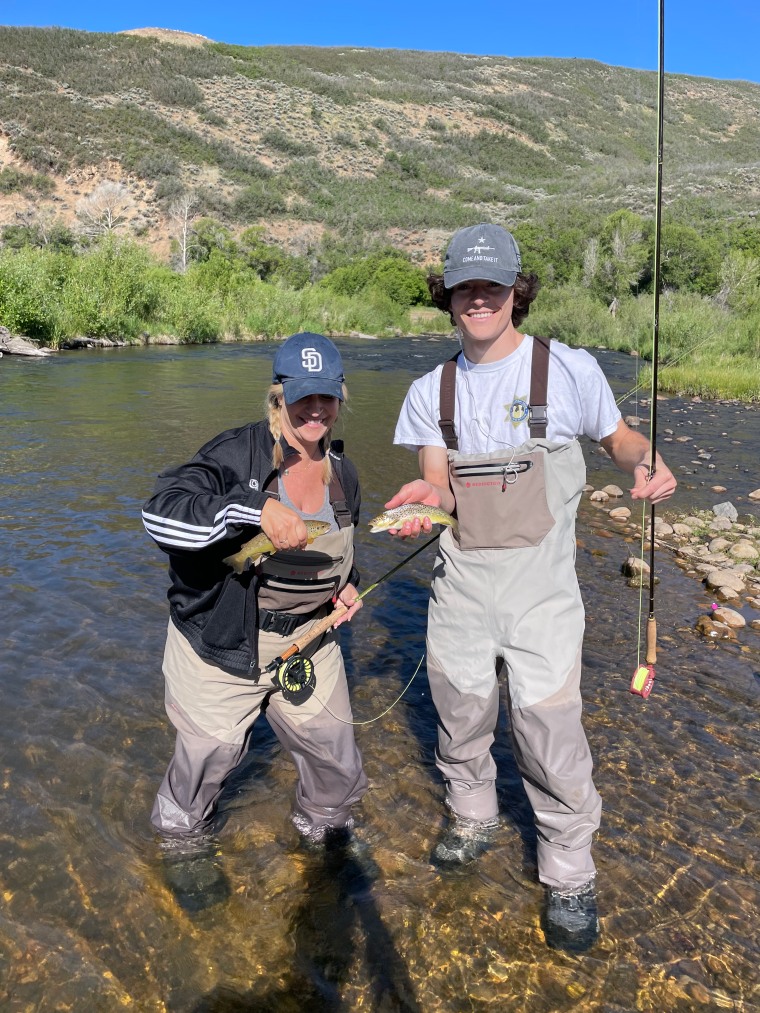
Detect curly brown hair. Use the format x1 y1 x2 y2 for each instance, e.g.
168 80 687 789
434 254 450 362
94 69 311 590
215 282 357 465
427 272 541 328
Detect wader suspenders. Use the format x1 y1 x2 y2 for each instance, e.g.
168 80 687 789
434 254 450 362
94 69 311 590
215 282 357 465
327 442 353 529
438 355 459 450
437 336 552 446
528 335 550 439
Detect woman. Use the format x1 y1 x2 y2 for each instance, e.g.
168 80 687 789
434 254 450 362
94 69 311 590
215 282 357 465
142 332 367 905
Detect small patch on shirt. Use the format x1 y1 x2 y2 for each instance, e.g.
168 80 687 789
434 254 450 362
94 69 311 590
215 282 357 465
249 478 260 491
508 397 529 427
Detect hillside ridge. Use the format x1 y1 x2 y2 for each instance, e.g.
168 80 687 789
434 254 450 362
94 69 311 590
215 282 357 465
0 26 758 263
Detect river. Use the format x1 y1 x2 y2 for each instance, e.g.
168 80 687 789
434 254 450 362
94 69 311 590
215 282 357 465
1 337 758 1012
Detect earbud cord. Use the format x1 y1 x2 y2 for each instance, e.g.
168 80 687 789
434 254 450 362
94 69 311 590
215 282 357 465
456 329 518 450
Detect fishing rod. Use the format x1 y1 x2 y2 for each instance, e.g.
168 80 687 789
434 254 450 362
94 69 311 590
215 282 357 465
630 0 665 700
264 532 441 700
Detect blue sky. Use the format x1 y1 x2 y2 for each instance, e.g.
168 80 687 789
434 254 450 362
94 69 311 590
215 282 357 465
3 0 759 85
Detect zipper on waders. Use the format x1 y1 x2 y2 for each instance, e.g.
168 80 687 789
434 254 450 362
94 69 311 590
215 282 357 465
453 459 534 492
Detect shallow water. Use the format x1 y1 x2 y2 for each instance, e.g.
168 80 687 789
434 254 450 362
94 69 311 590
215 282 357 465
1 338 758 1012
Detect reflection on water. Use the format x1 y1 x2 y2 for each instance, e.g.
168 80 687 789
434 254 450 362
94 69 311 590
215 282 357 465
1 339 758 1011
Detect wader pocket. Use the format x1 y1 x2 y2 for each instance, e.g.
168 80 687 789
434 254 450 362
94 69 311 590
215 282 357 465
257 549 343 614
451 451 555 550
257 572 340 614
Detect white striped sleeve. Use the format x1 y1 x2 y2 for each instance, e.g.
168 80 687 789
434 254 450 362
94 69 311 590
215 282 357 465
141 502 263 550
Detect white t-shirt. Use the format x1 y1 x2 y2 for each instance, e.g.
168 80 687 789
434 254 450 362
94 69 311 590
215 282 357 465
394 335 622 454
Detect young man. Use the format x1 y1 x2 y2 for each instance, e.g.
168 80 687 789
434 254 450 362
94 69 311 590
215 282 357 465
387 224 676 952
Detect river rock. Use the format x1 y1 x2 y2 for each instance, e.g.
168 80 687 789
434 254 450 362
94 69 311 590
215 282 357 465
609 507 631 521
713 502 738 522
704 569 746 593
602 485 624 498
590 490 609 503
623 556 649 577
729 541 759 562
708 537 732 553
672 523 693 536
748 489 760 501
712 607 746 628
710 517 733 532
710 486 727 493
695 616 736 640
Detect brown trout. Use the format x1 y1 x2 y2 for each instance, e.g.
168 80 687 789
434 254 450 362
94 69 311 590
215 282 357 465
368 503 458 534
223 520 331 574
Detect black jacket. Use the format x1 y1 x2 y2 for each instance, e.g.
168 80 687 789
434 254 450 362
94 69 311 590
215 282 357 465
142 420 361 675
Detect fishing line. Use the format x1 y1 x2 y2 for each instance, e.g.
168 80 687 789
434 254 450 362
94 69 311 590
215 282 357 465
614 328 718 408
631 0 665 699
307 651 427 726
457 333 520 450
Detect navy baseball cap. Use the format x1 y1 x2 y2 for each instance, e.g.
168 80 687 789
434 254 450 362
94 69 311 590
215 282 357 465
444 223 522 289
272 332 345 404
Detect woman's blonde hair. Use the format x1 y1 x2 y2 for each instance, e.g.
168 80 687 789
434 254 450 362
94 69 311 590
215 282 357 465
266 383 348 484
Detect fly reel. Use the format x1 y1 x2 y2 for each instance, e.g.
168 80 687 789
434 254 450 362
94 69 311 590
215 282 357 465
273 654 316 705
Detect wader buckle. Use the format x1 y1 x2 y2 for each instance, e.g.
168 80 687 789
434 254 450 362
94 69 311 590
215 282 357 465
259 608 316 637
528 404 548 427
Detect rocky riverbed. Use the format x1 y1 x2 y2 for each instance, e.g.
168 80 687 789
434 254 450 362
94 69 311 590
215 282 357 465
585 480 760 640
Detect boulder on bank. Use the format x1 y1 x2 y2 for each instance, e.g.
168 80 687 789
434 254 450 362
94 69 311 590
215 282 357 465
0 326 56 357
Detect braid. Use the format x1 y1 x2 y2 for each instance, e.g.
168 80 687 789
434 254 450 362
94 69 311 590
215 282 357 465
266 385 285 471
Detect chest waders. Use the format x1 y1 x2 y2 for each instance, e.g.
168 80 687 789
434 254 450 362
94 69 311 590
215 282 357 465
428 336 602 890
151 472 367 841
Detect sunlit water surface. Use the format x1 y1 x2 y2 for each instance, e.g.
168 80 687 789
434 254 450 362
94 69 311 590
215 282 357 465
1 338 758 1012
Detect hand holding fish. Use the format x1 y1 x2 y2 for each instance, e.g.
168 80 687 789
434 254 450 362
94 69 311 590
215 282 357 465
260 497 314 551
370 480 458 540
223 505 330 574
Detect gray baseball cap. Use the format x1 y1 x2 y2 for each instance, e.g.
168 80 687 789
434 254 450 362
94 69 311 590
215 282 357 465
443 223 522 289
273 332 345 404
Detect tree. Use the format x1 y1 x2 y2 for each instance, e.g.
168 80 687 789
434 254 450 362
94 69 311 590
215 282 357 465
715 250 760 314
239 227 310 288
1 209 75 252
659 222 720 295
584 210 648 303
76 182 133 237
168 193 199 273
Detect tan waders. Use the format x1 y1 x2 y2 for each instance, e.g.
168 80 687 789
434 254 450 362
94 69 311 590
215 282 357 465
429 340 602 890
152 526 367 840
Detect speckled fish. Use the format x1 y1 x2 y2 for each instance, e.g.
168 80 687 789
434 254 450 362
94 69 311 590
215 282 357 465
368 503 458 534
223 520 331 574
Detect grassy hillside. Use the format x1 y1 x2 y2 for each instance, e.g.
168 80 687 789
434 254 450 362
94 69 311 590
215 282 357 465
1 25 758 260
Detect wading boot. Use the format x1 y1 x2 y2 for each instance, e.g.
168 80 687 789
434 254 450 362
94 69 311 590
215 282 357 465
292 813 355 856
431 814 500 870
160 836 230 914
542 879 599 953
